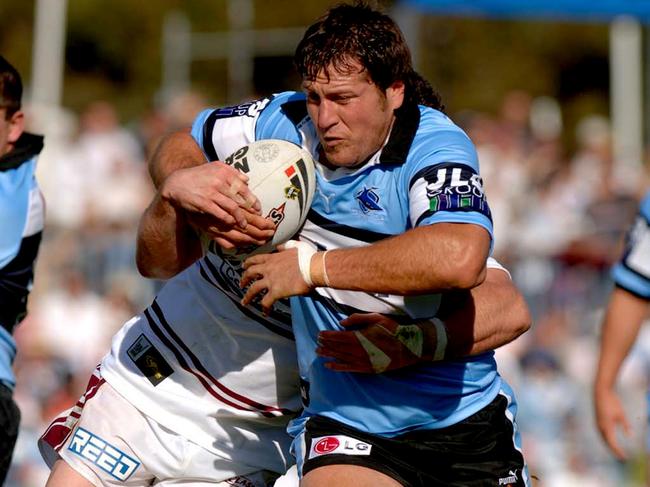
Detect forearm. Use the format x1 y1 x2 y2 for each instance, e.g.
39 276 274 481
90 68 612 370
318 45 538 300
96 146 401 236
136 194 203 279
594 287 649 391
436 267 531 358
149 129 206 189
136 129 206 278
311 223 490 295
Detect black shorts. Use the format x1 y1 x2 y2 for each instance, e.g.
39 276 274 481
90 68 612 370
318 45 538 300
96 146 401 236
0 383 20 485
299 394 527 486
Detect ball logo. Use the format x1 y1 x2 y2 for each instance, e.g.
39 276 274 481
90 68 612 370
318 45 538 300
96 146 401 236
267 203 286 227
252 143 280 163
314 437 340 454
284 185 301 200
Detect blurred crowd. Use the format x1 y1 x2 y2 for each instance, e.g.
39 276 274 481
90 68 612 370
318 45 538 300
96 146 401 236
5 88 650 486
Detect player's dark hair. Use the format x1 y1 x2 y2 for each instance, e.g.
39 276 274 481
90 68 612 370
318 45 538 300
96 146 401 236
295 2 443 111
0 55 22 120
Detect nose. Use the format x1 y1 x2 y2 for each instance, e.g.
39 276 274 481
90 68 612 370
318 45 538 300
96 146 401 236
317 100 338 132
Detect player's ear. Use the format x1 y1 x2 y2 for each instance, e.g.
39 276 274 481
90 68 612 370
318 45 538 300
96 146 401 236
7 110 24 144
386 80 405 111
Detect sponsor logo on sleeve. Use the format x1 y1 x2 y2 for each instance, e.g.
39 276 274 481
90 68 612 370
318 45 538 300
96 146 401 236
213 98 271 119
423 163 491 218
68 427 140 481
308 435 372 459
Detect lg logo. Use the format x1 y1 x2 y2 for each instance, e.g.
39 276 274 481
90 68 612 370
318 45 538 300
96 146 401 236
309 435 372 459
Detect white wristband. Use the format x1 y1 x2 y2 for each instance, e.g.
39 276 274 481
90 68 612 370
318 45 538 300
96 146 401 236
430 317 448 361
283 240 317 287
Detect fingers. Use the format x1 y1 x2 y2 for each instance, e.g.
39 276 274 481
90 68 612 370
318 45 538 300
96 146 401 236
240 264 260 289
240 278 278 315
246 212 277 233
241 278 266 306
165 163 262 227
317 343 373 373
318 332 360 352
242 254 267 270
227 177 261 214
339 313 385 328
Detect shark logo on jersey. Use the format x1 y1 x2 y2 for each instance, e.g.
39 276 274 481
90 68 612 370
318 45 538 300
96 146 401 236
356 187 382 213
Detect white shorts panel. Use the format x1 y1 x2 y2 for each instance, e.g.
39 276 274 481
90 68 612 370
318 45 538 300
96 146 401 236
40 375 280 486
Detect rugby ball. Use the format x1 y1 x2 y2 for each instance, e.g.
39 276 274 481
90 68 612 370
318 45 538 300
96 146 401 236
220 139 316 258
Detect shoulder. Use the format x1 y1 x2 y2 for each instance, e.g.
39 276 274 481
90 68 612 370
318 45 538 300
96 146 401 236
415 107 474 148
406 106 478 172
257 91 308 131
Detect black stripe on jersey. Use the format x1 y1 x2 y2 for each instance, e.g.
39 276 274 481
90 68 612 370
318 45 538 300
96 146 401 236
307 209 392 243
379 102 420 166
0 231 43 332
289 173 305 217
201 110 220 162
199 259 295 340
143 308 269 415
281 99 309 125
311 291 412 324
201 255 293 325
295 157 310 219
148 302 293 415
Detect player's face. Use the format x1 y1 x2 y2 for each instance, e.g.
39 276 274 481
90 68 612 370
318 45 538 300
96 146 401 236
302 60 404 168
0 108 24 156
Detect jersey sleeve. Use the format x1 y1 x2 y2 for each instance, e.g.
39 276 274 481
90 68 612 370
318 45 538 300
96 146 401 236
611 192 650 299
0 163 35 268
190 92 304 161
405 119 493 240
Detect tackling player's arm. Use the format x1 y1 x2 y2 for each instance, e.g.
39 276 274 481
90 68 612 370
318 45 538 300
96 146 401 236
136 129 273 279
317 265 531 373
594 286 649 460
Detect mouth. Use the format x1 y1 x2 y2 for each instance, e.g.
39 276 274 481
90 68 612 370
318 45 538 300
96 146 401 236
322 137 344 149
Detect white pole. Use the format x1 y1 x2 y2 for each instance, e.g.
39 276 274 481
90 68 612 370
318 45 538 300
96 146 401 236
31 0 68 107
161 11 192 104
227 0 254 102
610 16 644 191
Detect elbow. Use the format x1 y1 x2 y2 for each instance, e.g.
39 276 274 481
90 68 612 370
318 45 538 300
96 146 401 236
135 245 180 281
511 295 533 339
442 258 487 290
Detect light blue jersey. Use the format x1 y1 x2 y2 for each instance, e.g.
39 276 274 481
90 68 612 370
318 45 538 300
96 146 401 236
192 92 509 438
0 133 44 389
611 191 650 298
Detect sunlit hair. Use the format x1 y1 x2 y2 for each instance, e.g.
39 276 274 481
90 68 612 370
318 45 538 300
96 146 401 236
295 2 443 111
0 56 22 120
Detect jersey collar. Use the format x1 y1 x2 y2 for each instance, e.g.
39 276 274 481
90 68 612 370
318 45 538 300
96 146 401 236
0 132 44 171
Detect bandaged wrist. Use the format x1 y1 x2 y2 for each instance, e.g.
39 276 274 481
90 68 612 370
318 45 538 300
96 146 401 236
321 250 331 287
428 317 448 361
283 240 317 287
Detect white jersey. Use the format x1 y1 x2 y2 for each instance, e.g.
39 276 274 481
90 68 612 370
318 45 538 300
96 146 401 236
100 260 301 475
